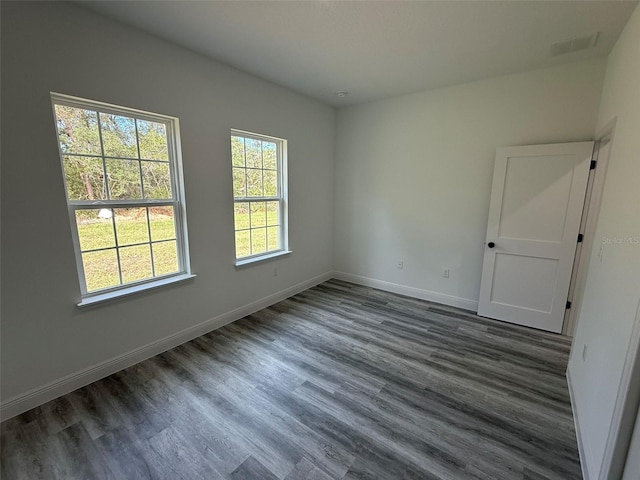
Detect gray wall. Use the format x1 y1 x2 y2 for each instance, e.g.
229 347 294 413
568 4 640 477
622 408 640 480
1 2 335 403
333 59 606 307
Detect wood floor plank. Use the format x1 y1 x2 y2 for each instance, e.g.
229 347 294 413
0 280 581 479
93 426 155 480
144 424 226 480
49 423 116 480
230 456 279 480
66 383 126 441
0 420 56 480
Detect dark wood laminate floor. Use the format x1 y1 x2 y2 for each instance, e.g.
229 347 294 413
1 280 582 480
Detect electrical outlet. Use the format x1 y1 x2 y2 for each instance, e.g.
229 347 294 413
397 261 404 269
273 268 278 277
442 268 450 278
582 344 588 361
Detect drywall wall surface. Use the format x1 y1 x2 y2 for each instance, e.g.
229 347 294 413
622 408 640 480
568 4 640 477
1 2 334 403
334 59 605 307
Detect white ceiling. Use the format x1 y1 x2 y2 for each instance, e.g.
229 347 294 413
79 1 638 107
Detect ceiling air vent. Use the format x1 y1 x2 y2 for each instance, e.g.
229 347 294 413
551 32 599 56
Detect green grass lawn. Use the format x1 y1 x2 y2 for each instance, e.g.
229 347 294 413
234 207 280 258
78 215 177 292
78 205 281 292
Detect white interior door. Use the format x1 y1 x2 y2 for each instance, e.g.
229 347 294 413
478 142 594 333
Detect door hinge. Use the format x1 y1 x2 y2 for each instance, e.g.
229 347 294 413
590 160 597 170
566 301 572 309
577 233 584 243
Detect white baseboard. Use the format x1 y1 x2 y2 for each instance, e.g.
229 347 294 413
333 271 479 311
567 369 591 480
0 271 333 422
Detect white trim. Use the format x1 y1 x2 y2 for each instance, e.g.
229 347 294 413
231 128 287 144
333 271 479 311
599 297 640 480
235 250 292 267
50 92 180 124
77 273 196 307
567 369 592 480
0 271 333 421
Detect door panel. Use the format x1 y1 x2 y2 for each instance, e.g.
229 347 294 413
478 142 594 333
499 154 575 242
491 254 558 312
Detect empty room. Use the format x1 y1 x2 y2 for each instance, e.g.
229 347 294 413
2 1 640 479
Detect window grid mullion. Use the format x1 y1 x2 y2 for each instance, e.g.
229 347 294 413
244 167 276 173
69 199 176 208
96 111 111 201
243 137 248 198
69 207 88 295
259 141 265 198
146 207 157 277
233 196 279 202
81 236 177 255
265 206 270 251
62 152 170 164
110 211 124 286
242 137 247 169
135 120 146 200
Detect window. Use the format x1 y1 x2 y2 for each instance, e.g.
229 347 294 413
231 130 288 264
51 93 192 305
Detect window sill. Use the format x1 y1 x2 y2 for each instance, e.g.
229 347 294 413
77 273 196 308
235 250 292 268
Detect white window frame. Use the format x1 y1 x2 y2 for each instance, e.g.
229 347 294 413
231 129 290 266
51 93 194 306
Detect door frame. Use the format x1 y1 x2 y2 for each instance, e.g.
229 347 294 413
592 118 640 480
601 298 640 480
562 118 640 479
563 120 616 336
